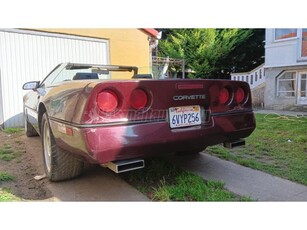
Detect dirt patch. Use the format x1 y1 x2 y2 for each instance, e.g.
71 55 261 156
0 131 52 200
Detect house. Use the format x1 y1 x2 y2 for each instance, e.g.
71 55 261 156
231 28 307 111
0 28 159 128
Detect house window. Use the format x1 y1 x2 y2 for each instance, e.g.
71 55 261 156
246 75 249 83
275 29 297 40
277 72 296 97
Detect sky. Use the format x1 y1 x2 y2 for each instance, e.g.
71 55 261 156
1 0 306 28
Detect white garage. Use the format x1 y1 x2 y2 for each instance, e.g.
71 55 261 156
0 29 109 128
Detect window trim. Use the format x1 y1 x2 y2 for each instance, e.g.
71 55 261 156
298 28 307 61
274 29 298 42
276 71 297 98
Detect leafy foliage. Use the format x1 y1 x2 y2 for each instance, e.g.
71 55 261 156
158 28 263 79
227 29 265 73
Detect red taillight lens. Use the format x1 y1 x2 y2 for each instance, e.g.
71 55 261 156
219 87 230 104
97 90 119 112
236 87 245 104
130 89 148 110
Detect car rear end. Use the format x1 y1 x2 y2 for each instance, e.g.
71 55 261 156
54 79 255 164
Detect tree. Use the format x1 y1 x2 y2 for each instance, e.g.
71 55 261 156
227 29 265 73
158 28 259 79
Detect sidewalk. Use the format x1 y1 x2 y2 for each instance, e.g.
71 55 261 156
169 152 307 201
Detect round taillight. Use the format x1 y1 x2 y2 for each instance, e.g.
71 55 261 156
219 87 230 104
236 87 245 104
130 89 148 110
97 90 119 112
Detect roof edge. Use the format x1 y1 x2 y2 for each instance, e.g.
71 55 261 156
140 28 160 39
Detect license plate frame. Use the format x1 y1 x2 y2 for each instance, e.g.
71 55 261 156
169 105 202 128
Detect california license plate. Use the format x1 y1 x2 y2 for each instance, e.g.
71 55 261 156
169 105 201 128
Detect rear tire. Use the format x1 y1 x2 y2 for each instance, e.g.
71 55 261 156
41 113 84 181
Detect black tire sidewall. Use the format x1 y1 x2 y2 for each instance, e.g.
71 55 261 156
41 113 53 179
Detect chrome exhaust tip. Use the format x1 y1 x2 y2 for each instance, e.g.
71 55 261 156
223 139 245 149
103 158 145 173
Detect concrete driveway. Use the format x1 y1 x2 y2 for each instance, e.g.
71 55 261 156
168 152 307 201
25 136 149 201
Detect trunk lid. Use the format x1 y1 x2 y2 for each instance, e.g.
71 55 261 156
80 79 252 125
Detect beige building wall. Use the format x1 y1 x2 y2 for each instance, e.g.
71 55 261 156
37 28 151 79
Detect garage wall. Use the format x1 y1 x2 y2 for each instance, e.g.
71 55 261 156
0 29 109 128
0 71 3 127
37 29 151 79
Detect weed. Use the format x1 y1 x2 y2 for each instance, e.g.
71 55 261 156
0 188 21 202
3 127 23 134
152 178 171 201
0 172 15 183
0 145 20 161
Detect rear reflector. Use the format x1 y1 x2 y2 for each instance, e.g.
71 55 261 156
97 90 119 112
57 124 73 136
130 89 148 110
219 87 230 104
236 87 245 104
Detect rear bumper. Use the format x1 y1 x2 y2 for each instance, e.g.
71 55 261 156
51 111 255 164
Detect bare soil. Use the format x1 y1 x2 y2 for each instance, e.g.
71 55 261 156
0 130 52 200
0 130 149 201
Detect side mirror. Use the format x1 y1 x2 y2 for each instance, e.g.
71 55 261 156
22 81 40 90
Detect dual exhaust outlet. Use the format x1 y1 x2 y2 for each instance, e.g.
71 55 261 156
103 139 245 173
103 158 145 174
223 138 246 148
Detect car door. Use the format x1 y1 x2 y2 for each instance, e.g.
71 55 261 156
23 63 66 130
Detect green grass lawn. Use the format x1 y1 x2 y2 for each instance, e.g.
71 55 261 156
0 172 20 202
121 158 252 201
3 127 23 134
0 188 22 202
206 113 307 185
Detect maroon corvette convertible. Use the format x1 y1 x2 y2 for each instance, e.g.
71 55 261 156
23 63 256 181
